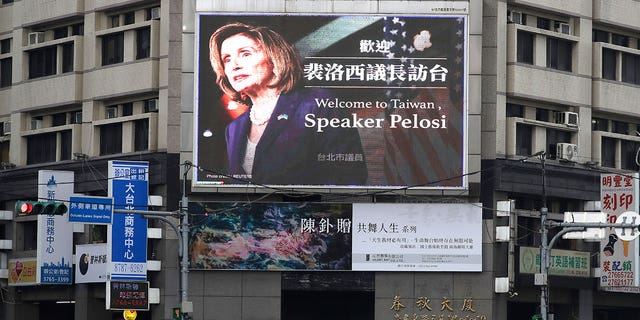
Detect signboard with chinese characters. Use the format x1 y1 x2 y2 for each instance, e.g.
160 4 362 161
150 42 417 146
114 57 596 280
352 203 481 271
600 173 639 287
519 246 590 277
69 196 114 224
75 243 108 283
108 161 148 281
8 258 37 286
195 13 468 190
37 170 73 284
106 280 149 311
188 202 481 271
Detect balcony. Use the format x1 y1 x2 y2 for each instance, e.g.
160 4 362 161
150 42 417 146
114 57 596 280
21 0 84 27
509 0 590 17
593 0 640 29
592 43 640 117
85 60 158 99
507 64 591 107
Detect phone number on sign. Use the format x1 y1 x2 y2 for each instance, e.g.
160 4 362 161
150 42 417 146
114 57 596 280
113 263 145 274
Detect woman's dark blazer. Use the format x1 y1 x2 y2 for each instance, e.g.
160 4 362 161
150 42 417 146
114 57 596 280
225 88 367 186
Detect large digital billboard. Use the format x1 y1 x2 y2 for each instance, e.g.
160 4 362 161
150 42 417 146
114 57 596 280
195 14 468 188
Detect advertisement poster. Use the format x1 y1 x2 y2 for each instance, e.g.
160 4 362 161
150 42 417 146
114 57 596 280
352 203 481 271
8 258 37 286
37 170 73 284
107 161 148 281
188 202 481 271
75 243 108 283
600 173 640 287
189 202 353 270
195 14 467 188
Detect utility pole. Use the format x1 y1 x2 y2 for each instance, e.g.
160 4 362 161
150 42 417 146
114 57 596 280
538 152 549 320
180 161 193 317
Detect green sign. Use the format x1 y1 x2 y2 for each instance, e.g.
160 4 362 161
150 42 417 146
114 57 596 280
519 246 590 277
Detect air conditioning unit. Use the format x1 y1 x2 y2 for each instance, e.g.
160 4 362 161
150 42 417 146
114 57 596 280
555 22 571 35
31 119 42 130
2 121 10 135
106 106 118 119
557 143 578 161
28 32 45 45
147 98 159 112
150 7 160 20
508 11 523 24
555 111 578 127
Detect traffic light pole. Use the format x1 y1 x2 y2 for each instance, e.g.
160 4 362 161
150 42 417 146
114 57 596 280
113 161 193 319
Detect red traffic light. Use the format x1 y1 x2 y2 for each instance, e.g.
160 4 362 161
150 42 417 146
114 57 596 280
15 201 67 216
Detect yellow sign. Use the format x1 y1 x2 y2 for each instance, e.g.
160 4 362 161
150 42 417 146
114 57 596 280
8 259 37 286
123 310 137 320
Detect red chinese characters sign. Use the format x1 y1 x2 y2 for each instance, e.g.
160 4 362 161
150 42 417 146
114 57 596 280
600 173 639 287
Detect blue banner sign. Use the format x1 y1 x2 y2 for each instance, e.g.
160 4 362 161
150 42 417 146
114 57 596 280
69 196 114 224
108 161 148 281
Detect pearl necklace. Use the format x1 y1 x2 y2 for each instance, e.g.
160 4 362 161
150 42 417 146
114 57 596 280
248 96 279 126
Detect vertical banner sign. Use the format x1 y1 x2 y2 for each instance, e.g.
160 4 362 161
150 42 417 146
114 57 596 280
108 161 148 281
37 170 73 284
600 173 639 287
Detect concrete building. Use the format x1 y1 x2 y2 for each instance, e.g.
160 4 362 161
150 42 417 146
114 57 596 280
0 0 638 319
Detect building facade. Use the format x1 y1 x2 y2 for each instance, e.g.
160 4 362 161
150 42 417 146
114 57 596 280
0 0 638 319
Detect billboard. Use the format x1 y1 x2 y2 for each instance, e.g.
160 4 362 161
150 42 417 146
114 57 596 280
195 14 468 189
75 243 108 283
188 202 481 271
600 173 639 287
107 161 148 281
37 170 73 284
8 258 37 286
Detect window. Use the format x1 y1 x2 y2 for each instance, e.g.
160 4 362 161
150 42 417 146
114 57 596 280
612 34 629 47
546 128 571 159
537 17 550 30
601 137 616 167
60 130 72 161
547 37 572 71
593 29 608 43
602 48 617 80
29 46 57 79
100 122 122 155
124 12 135 25
62 43 73 73
516 123 532 156
621 53 640 85
110 15 120 28
536 108 549 122
54 27 68 39
70 111 82 124
122 102 133 116
612 120 629 134
517 31 534 64
52 113 66 126
22 221 37 251
506 103 524 117
71 24 83 36
592 118 608 131
621 140 639 170
27 133 57 164
102 32 124 66
136 27 151 59
0 141 8 163
134 119 149 151
0 38 9 54
0 58 10 88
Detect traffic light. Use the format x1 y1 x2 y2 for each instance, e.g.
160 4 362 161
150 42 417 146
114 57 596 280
16 201 68 216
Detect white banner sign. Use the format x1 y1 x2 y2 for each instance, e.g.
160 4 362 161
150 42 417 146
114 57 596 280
352 203 482 271
75 244 108 283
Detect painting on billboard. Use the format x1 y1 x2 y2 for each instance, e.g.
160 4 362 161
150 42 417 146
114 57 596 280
195 14 467 188
189 202 352 270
